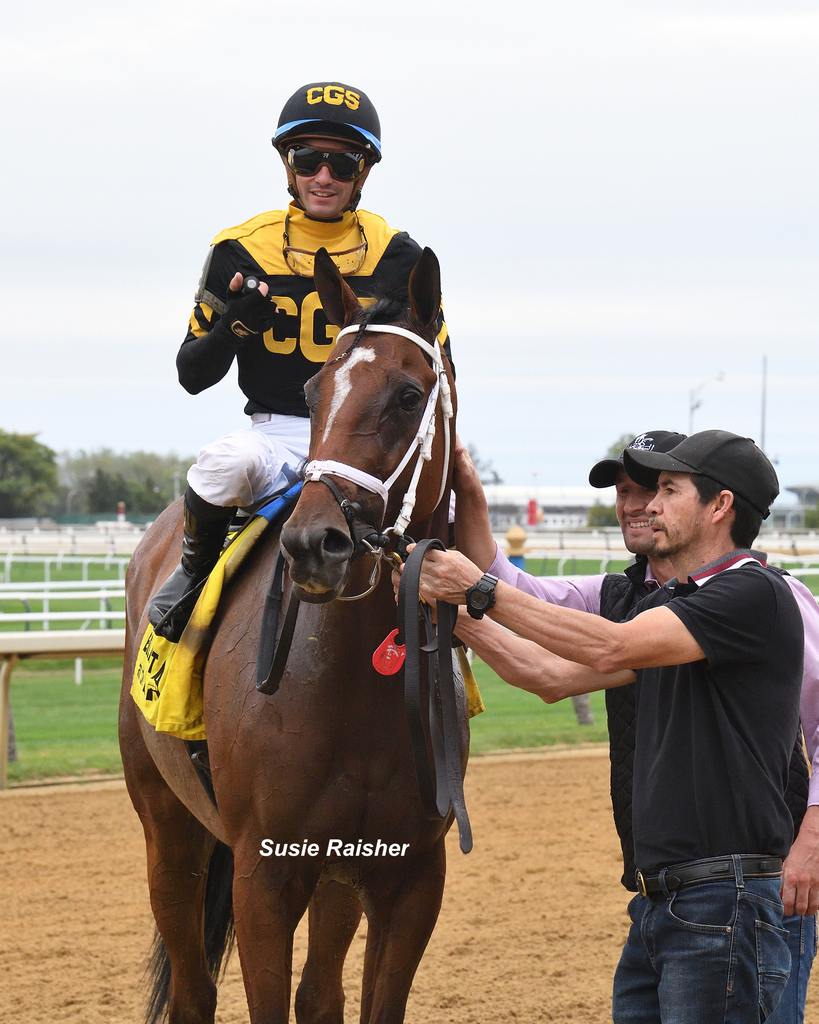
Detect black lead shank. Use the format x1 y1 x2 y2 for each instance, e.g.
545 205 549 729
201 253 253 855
397 539 473 854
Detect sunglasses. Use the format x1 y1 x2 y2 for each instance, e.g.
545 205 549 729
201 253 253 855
286 145 366 182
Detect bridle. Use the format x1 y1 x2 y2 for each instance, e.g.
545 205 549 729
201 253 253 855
301 322 454 599
257 318 454 682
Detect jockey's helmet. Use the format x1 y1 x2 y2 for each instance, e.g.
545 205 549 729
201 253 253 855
273 83 382 163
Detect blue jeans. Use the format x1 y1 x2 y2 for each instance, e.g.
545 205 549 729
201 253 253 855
767 913 816 1024
613 872 791 1023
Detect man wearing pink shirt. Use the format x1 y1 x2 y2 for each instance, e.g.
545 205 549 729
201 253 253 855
451 431 819 1023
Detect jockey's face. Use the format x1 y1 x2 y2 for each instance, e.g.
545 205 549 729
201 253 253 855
289 136 360 219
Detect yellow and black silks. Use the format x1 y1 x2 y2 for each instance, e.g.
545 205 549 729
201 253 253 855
132 486 483 739
177 205 452 420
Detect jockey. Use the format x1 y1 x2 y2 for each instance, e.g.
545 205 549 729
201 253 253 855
149 82 451 640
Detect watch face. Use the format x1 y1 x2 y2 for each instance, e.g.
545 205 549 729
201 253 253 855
470 590 490 610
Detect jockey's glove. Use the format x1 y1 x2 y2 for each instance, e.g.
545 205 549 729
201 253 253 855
219 289 283 343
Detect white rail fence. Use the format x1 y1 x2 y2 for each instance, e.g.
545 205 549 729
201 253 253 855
2 523 819 559
0 525 144 557
0 553 130 584
2 534 819 788
0 580 126 632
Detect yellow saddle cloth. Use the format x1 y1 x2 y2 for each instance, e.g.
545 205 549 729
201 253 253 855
131 501 484 740
131 509 274 740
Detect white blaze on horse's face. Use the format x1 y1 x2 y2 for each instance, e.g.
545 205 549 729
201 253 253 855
321 346 377 443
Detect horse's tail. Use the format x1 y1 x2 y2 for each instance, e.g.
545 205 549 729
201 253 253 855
145 840 235 1024
203 840 236 977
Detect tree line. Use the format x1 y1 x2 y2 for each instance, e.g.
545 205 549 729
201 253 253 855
0 430 192 519
14 428 795 530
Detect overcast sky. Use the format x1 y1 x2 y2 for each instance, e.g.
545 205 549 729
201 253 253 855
2 0 817 498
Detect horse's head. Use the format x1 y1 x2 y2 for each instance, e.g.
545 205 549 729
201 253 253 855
280 247 456 602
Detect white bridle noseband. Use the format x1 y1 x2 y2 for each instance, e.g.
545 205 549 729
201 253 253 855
303 323 454 537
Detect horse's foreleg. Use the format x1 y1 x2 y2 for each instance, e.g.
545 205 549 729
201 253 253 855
359 840 446 1024
120 700 223 1024
232 845 322 1023
295 878 363 1024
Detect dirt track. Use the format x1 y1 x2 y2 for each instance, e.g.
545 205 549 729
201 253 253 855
3 750 818 1023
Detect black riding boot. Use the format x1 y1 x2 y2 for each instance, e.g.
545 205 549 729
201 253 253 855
148 487 236 642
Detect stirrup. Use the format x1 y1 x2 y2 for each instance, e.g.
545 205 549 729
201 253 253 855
148 567 208 642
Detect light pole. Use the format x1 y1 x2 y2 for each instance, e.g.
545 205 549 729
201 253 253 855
688 372 725 433
760 354 767 452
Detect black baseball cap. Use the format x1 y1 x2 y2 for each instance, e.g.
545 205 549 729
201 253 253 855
623 429 779 518
589 430 688 488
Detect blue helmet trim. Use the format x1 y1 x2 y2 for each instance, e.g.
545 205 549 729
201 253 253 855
274 118 382 154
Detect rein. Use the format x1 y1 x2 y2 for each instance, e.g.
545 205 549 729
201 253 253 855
398 539 473 854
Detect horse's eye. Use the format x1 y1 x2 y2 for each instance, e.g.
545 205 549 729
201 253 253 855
398 387 423 412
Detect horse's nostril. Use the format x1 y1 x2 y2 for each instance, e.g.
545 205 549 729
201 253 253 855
322 528 354 559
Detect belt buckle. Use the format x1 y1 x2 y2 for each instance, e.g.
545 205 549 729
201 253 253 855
636 870 648 897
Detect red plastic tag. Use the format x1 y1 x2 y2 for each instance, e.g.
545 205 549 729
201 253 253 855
372 628 406 676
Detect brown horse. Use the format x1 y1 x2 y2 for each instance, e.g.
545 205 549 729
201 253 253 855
118 246 465 1023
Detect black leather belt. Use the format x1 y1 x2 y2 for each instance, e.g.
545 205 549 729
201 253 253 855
636 854 783 897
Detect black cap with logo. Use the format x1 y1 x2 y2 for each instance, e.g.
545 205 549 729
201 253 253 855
623 429 779 518
589 430 688 488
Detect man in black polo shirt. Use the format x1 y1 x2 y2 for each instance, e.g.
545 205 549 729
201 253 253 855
416 430 803 1022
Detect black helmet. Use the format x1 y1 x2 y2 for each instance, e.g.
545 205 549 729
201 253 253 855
272 82 382 163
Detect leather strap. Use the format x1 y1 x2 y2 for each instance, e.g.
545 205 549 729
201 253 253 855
256 552 301 696
398 544 438 818
398 538 473 853
435 596 473 852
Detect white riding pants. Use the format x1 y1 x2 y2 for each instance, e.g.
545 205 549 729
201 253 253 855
187 413 311 508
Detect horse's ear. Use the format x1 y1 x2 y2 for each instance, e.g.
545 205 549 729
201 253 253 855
314 248 363 327
408 247 441 331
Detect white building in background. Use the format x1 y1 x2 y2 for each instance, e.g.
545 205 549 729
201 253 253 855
483 484 605 530
484 483 806 533
784 485 819 529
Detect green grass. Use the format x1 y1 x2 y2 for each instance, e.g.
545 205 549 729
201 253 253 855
469 659 608 752
523 557 629 577
3 551 816 782
5 656 607 783
7 664 125 782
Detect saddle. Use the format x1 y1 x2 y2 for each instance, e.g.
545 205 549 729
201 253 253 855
131 484 303 739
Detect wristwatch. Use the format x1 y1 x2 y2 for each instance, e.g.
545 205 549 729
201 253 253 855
465 573 498 619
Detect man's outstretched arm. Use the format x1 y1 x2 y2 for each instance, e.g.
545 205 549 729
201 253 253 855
416 548 705 673
454 614 635 702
